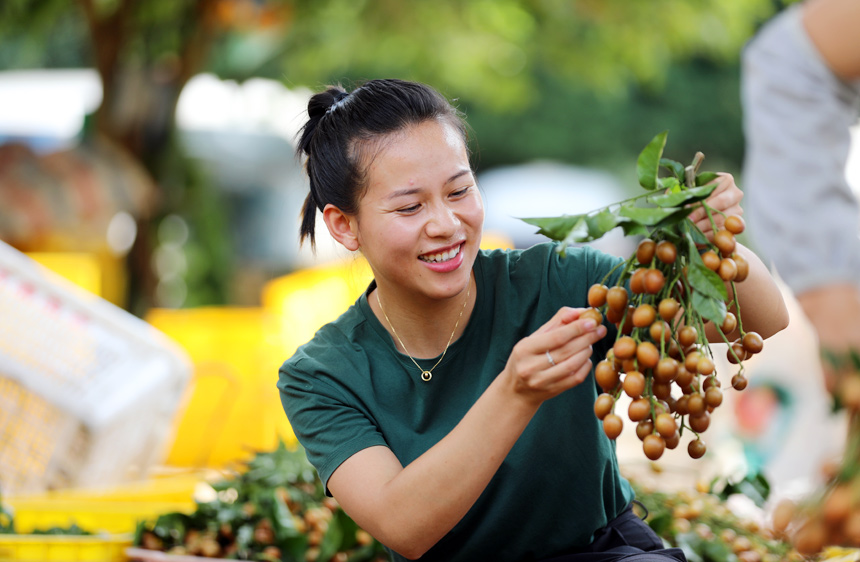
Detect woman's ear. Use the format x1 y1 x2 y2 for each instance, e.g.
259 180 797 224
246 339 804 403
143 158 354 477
322 204 360 251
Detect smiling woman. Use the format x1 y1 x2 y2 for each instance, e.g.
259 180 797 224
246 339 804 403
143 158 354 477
277 79 785 562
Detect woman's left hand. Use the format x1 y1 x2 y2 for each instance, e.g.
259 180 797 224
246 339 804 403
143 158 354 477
686 172 743 239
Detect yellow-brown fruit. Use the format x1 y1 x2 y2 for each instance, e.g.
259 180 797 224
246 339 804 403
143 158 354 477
628 398 652 422
823 484 854 525
688 411 711 433
632 304 657 328
725 215 746 235
606 286 629 311
643 434 665 460
718 258 738 282
714 229 737 256
771 499 796 535
636 341 660 369
603 414 623 439
658 297 680 321
613 336 637 360
588 284 608 308
654 357 679 384
720 312 737 334
733 252 750 282
580 307 604 326
595 360 620 392
702 250 721 271
623 371 646 398
792 519 826 556
679 326 698 348
637 239 656 265
594 393 614 420
656 240 677 264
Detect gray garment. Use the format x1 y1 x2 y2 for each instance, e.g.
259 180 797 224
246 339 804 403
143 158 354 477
741 3 860 294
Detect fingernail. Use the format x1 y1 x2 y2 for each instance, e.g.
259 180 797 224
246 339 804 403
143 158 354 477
583 319 596 330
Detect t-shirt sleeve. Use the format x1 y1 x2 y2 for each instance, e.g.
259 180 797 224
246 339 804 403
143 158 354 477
546 243 626 360
546 243 626 301
278 353 388 493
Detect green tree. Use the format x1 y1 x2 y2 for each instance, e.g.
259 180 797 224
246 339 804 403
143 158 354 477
0 0 793 310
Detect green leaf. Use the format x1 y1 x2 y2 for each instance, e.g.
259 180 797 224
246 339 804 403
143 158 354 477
686 235 728 301
660 158 686 181
647 512 674 536
685 222 711 247
620 221 650 238
701 539 734 560
637 130 668 190
618 205 683 226
559 216 589 244
520 214 585 241
651 208 696 230
585 209 621 239
657 176 680 191
317 510 353 561
850 348 860 371
691 291 727 325
715 471 771 508
695 171 719 186
648 183 718 208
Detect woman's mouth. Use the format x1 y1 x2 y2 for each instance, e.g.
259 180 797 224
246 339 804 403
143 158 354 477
419 244 462 264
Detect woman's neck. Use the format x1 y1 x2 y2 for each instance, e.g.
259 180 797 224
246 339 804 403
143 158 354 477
371 275 475 359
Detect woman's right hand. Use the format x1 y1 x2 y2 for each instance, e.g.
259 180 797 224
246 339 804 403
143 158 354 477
502 307 607 405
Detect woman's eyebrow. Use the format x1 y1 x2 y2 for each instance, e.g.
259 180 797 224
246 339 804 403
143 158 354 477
387 187 422 200
446 169 473 184
386 170 473 200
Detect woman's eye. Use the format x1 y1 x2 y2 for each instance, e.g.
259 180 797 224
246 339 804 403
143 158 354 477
398 204 421 213
452 186 472 197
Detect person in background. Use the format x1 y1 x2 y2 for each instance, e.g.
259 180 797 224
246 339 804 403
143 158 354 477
742 0 860 393
279 78 788 562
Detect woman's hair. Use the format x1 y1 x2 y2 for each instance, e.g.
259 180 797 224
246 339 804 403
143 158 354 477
295 79 468 248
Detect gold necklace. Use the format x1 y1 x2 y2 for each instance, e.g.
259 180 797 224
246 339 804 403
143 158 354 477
376 283 471 382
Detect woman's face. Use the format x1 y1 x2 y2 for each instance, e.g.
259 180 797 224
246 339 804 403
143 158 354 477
352 119 484 305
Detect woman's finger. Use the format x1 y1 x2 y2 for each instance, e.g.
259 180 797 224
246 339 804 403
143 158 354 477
534 307 582 335
541 323 606 373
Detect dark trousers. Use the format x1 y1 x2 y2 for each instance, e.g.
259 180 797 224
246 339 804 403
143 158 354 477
540 504 687 562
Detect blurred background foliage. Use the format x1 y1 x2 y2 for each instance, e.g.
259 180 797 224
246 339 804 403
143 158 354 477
0 0 798 313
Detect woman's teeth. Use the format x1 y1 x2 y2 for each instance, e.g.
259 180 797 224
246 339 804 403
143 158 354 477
420 245 461 263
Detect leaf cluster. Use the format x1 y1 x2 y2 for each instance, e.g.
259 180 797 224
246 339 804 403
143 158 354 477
522 130 728 324
631 480 793 562
134 441 386 561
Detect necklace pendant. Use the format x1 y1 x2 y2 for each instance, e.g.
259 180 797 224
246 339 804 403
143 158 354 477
421 371 433 382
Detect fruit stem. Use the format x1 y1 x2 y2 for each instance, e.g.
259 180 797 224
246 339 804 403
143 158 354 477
730 281 745 336
684 152 705 188
702 203 720 238
601 256 633 287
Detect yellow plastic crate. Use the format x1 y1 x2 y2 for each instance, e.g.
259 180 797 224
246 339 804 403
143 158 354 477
0 534 131 562
4 471 203 535
5 498 194 536
146 308 297 468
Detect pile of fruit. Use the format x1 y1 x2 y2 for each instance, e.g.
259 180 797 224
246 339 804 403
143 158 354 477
131 442 387 562
770 350 860 556
525 131 762 462
631 478 800 562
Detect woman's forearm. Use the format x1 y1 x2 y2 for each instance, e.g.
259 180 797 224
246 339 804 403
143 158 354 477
705 242 789 342
330 375 540 559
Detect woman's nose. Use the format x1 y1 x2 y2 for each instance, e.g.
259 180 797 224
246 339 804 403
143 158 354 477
425 203 460 237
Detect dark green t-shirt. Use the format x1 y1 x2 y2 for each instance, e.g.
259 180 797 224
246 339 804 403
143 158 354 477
278 242 634 562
